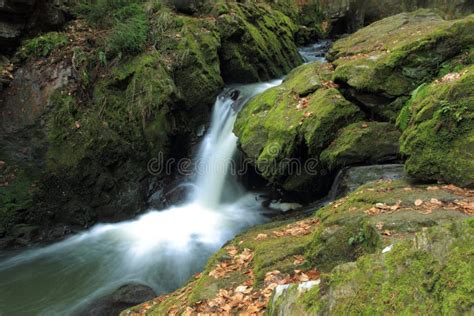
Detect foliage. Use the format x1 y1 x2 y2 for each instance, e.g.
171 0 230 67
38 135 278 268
75 0 149 57
20 32 68 58
106 3 149 56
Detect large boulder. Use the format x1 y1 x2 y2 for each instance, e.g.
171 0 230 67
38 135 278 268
292 0 474 38
399 65 474 187
234 62 363 195
79 283 156 316
328 164 405 199
217 2 303 83
328 10 474 121
303 220 474 315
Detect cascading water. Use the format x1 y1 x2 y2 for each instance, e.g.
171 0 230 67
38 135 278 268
0 80 282 315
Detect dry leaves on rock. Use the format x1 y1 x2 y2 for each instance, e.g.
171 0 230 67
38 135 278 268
322 80 339 89
209 247 254 279
188 268 319 315
441 184 474 197
272 218 320 237
293 255 306 266
434 71 467 84
255 233 268 241
365 200 401 215
297 98 309 110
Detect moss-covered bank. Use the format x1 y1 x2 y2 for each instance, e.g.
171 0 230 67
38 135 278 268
0 0 304 247
124 179 474 315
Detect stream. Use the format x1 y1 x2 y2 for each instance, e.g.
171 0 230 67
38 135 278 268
0 42 331 316
0 80 282 315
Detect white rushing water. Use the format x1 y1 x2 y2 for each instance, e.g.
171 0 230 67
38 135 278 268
0 80 282 315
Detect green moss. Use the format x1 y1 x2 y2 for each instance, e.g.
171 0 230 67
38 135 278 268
164 15 223 110
330 11 474 98
310 220 474 315
46 52 177 174
400 65 474 187
20 32 68 58
234 62 362 193
320 122 401 171
306 220 381 272
217 2 302 83
106 3 149 56
129 180 473 315
0 168 35 234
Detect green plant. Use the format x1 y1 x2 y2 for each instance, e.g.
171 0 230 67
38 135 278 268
75 0 142 27
21 32 68 58
98 51 107 66
106 3 149 56
75 0 149 57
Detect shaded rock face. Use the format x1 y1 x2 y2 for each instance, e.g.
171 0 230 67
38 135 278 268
328 164 405 199
168 0 204 14
399 65 474 187
296 0 474 36
320 121 401 171
217 3 303 83
0 0 73 52
79 283 156 316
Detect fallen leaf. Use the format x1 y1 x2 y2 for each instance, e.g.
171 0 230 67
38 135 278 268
255 233 268 240
293 255 305 265
414 199 424 206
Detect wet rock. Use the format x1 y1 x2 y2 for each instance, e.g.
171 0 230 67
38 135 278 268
81 283 156 316
329 164 405 199
0 60 72 134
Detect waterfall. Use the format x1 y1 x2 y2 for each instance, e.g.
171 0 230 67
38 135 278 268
0 79 282 315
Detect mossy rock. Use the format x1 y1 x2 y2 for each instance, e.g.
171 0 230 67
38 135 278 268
125 179 473 315
303 220 474 315
150 11 223 117
328 10 474 119
320 121 401 171
234 62 363 194
399 65 474 187
217 2 303 83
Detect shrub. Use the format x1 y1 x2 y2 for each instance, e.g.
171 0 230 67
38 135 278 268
106 3 149 56
75 0 149 57
20 32 68 58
